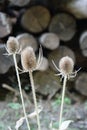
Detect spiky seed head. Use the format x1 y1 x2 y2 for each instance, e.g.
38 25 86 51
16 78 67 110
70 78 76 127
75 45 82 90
59 56 74 75
21 47 37 71
6 36 19 54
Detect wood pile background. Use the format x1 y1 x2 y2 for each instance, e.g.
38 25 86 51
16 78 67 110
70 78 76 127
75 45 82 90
0 0 87 100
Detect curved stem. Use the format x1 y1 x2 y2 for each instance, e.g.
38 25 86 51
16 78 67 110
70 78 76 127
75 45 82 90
59 76 67 130
13 54 31 130
29 71 41 130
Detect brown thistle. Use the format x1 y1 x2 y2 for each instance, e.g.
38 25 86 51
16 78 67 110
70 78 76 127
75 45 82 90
59 56 74 76
6 36 20 55
21 46 43 130
52 56 80 130
52 56 80 79
21 47 37 71
5 36 31 130
21 46 43 72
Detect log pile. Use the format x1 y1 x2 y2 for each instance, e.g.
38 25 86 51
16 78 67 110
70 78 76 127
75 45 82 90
0 0 87 98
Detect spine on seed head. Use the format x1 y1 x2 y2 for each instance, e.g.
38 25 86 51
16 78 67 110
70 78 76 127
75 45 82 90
21 47 37 71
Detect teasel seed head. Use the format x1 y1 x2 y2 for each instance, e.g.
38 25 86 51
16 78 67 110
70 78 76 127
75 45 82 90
21 47 37 71
6 36 19 54
59 56 74 76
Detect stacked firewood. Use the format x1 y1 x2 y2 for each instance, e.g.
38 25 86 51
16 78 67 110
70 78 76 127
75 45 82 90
0 0 87 98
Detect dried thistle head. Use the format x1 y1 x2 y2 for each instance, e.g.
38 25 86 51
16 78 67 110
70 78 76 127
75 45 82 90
21 47 37 71
52 56 80 79
59 56 74 75
21 46 43 72
6 36 19 54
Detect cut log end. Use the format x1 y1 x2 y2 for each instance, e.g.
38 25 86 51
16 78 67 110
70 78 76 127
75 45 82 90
0 12 12 38
39 33 60 50
49 13 76 41
16 33 38 52
79 31 87 57
75 73 87 96
21 5 51 33
9 0 30 7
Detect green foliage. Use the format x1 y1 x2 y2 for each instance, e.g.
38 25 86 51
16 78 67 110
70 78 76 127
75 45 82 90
52 122 59 128
52 96 71 107
0 122 5 130
7 102 22 110
0 109 7 118
64 97 71 105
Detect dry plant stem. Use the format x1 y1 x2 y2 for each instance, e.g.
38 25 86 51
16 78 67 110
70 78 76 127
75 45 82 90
29 71 41 130
59 76 67 130
13 54 31 130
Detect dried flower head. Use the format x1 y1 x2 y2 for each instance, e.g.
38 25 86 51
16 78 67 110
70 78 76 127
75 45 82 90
6 36 20 55
59 56 74 75
52 56 80 79
21 47 36 71
21 46 43 72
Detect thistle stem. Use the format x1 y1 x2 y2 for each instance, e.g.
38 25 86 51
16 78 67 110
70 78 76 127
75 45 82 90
13 54 31 130
59 76 67 130
29 71 41 130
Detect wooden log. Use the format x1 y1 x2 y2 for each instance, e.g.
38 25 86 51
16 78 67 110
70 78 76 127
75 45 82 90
21 5 51 33
50 0 87 19
49 13 76 41
75 73 87 96
65 0 87 19
16 33 38 52
34 69 61 98
39 33 60 50
48 45 76 72
9 0 30 7
0 12 12 38
0 44 15 74
37 56 49 71
79 31 87 57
